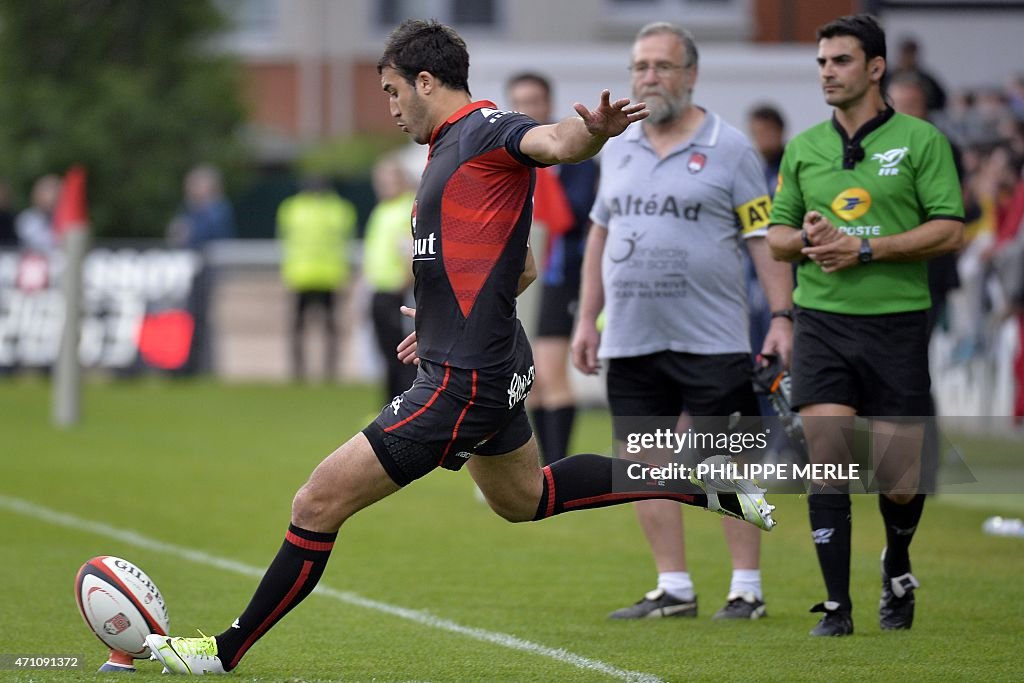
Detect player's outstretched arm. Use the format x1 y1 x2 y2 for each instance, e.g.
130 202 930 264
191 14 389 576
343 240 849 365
520 90 648 166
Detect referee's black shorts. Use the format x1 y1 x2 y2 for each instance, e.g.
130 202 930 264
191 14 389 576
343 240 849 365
791 307 932 418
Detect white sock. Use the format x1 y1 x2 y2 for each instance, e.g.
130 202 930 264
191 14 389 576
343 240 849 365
730 569 762 600
657 571 694 601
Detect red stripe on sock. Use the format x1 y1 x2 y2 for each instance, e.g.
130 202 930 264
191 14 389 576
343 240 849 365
564 491 696 509
542 465 556 518
231 560 313 669
285 531 335 552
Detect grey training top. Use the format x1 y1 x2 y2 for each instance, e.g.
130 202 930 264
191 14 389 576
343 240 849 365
590 110 772 359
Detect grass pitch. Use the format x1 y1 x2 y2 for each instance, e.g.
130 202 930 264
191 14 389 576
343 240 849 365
1 379 1022 682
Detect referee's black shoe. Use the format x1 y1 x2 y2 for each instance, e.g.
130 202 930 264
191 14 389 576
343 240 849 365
880 548 920 630
809 601 853 637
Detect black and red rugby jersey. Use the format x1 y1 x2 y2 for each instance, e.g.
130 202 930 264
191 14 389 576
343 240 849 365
411 100 546 369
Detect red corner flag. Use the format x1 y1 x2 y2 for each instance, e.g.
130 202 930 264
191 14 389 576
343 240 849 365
53 165 88 237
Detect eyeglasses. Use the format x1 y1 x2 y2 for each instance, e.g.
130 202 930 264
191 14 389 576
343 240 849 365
628 62 687 77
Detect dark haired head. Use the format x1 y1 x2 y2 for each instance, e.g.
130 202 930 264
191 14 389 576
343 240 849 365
816 14 887 63
749 104 785 131
377 19 471 95
505 72 552 99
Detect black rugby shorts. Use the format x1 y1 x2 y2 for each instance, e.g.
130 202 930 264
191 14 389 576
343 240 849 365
364 348 535 486
791 307 932 418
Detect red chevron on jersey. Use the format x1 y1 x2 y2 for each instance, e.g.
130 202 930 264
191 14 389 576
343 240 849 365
441 147 531 317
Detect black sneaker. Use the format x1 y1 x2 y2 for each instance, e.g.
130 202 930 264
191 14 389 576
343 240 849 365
608 588 697 619
713 591 767 620
880 548 920 630
809 601 853 636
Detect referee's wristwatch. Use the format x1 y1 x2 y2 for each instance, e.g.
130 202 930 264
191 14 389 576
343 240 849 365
858 238 873 264
770 309 794 322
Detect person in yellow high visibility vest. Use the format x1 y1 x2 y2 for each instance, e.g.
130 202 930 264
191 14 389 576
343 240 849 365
277 176 357 381
364 156 417 402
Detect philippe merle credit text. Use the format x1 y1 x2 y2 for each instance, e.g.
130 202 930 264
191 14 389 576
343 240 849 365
625 428 860 481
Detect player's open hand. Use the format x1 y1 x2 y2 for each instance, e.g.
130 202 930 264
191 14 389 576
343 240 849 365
574 90 648 139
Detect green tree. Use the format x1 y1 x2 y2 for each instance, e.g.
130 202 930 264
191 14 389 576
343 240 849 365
0 0 247 238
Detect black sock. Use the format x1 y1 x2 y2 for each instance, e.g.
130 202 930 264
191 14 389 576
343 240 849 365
530 408 550 464
216 524 337 670
542 406 576 465
532 453 709 520
879 493 925 577
808 488 852 610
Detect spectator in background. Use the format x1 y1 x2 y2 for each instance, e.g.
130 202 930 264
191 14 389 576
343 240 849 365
167 164 236 249
889 74 964 335
891 55 1024 422
746 104 787 353
748 105 786 194
506 71 599 465
1007 74 1024 121
166 164 235 374
364 156 417 403
982 157 1024 422
889 73 966 491
277 175 357 382
889 37 946 113
16 174 61 253
746 105 795 463
951 144 1016 361
0 179 16 247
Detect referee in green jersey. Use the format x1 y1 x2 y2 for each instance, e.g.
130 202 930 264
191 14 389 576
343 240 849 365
766 15 964 637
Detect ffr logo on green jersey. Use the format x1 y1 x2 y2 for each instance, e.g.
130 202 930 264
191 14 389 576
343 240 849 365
872 147 909 176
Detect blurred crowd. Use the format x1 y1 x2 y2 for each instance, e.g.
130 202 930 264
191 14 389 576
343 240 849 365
893 40 1024 420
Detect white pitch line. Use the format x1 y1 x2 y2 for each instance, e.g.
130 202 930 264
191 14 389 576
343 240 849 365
0 495 662 683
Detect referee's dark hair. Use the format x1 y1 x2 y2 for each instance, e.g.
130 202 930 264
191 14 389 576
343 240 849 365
816 14 887 63
378 19 471 95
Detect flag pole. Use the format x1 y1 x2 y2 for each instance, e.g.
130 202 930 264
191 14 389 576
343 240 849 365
52 166 89 428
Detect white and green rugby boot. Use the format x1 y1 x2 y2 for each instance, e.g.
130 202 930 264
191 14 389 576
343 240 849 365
145 634 226 675
690 455 777 531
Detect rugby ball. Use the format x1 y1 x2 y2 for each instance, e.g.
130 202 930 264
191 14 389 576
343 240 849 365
74 556 169 658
